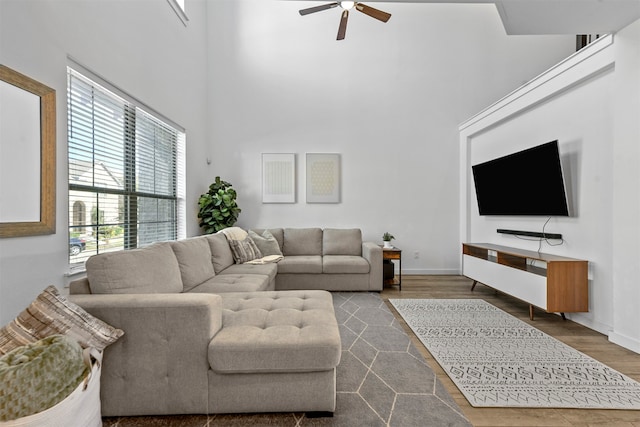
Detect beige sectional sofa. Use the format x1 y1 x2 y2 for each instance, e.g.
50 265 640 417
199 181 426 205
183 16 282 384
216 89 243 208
68 227 382 417
71 227 382 295
254 227 382 291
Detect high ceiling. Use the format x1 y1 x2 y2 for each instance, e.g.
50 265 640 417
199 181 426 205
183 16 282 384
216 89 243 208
289 0 640 34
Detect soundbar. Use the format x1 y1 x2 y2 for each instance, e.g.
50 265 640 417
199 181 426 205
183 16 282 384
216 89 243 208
497 229 562 240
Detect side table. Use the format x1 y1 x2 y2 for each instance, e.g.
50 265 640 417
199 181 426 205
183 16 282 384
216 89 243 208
381 246 402 291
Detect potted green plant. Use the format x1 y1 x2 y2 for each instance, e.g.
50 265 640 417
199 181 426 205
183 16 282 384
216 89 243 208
197 176 241 234
382 232 395 248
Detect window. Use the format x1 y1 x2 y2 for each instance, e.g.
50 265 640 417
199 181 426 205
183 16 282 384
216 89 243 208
67 67 185 268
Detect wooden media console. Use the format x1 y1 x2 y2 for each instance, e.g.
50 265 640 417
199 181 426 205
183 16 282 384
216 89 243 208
462 243 588 320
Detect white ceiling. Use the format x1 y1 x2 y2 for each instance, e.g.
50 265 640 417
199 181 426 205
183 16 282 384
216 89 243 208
290 0 640 34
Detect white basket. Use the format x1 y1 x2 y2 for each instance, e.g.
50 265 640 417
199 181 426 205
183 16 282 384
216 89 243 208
0 349 103 427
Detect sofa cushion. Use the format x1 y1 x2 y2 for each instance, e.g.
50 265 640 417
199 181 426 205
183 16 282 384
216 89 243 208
323 255 370 274
209 290 341 374
283 228 322 256
188 274 272 293
170 237 215 292
86 242 182 294
228 236 263 264
268 228 284 250
0 286 124 356
205 232 235 273
276 256 323 274
220 263 278 283
323 228 362 256
248 230 283 256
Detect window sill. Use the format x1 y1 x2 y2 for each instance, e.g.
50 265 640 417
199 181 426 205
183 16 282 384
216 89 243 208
65 266 86 278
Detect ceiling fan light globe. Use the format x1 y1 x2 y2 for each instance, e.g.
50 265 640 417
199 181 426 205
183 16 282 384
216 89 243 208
340 1 355 10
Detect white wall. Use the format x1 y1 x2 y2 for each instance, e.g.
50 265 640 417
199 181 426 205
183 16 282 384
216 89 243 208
611 19 640 353
460 19 640 352
0 0 210 324
206 0 575 274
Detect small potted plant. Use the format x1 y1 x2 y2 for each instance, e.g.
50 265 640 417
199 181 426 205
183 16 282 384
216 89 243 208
382 232 395 248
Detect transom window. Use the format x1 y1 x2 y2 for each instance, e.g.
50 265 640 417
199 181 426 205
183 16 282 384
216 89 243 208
67 67 185 268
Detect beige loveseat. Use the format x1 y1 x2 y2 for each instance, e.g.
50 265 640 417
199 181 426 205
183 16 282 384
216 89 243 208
68 227 381 416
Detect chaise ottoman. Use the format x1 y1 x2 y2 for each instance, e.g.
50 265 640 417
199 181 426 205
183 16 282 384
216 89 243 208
207 290 342 415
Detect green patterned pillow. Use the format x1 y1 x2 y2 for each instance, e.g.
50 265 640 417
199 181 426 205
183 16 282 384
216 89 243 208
0 335 88 421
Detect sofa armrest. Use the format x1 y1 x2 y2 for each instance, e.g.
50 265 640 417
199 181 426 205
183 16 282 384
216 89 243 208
68 293 222 416
362 241 383 291
69 277 91 294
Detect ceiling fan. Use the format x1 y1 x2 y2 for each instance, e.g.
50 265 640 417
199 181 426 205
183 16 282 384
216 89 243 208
299 1 392 41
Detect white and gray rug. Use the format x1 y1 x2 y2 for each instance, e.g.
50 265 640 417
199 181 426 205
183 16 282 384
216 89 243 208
389 298 640 409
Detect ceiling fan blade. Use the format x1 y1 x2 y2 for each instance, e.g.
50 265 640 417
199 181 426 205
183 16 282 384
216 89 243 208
355 3 391 23
299 2 339 16
337 9 349 40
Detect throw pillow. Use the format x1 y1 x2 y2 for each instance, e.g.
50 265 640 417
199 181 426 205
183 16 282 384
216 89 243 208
228 236 263 264
0 335 88 421
0 286 124 356
248 229 283 256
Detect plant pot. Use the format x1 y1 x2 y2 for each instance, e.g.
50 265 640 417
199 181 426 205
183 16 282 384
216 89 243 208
383 241 393 248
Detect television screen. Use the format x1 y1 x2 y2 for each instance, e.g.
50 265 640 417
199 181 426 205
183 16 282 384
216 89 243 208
472 140 570 216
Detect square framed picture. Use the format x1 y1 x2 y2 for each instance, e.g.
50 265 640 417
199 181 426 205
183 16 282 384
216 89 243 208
262 153 296 203
306 153 340 203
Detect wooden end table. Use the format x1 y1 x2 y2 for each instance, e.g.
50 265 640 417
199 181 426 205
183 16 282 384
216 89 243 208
381 246 402 291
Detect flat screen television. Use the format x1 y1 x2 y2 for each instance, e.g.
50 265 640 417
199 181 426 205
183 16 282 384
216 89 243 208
471 140 570 216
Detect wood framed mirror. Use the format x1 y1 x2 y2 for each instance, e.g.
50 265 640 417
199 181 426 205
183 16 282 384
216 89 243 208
0 65 56 238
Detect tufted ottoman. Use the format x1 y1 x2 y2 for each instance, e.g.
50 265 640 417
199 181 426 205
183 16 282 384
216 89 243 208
207 290 341 415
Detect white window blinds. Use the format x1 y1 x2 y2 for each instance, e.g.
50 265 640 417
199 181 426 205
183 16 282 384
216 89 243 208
68 67 185 267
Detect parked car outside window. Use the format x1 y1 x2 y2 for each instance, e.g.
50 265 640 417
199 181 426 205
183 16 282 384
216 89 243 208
69 237 86 256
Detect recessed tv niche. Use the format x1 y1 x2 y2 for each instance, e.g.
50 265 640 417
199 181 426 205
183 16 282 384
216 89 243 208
472 140 570 216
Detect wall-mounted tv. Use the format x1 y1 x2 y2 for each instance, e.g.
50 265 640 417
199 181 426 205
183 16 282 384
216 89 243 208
472 140 570 216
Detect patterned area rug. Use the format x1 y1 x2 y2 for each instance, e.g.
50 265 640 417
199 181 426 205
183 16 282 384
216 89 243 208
389 298 640 409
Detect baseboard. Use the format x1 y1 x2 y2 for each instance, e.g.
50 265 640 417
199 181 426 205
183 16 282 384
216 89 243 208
402 269 461 275
564 314 640 354
608 331 640 354
563 312 611 336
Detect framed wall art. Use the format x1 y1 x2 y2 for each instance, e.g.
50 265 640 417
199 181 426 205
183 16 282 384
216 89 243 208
262 153 296 203
306 153 340 203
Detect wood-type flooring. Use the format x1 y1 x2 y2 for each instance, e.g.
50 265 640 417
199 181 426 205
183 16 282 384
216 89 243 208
384 275 640 427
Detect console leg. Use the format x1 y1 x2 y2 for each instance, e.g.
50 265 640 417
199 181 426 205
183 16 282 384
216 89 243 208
306 412 334 418
470 280 477 291
560 312 566 321
529 304 534 321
